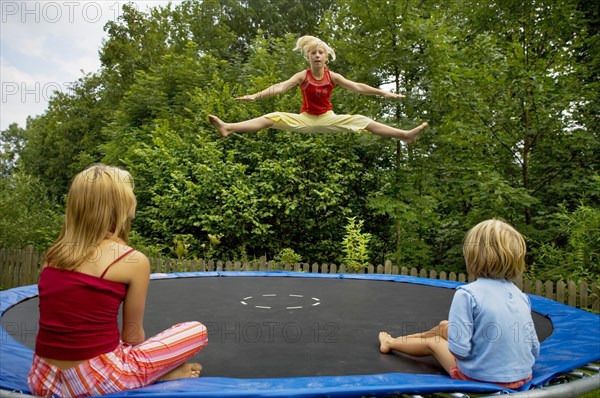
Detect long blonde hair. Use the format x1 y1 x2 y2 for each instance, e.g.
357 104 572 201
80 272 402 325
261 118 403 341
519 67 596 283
294 35 336 61
44 164 136 269
463 219 526 280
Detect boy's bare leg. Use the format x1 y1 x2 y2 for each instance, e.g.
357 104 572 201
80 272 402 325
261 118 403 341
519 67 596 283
366 121 428 143
378 329 456 373
209 115 275 137
405 320 449 340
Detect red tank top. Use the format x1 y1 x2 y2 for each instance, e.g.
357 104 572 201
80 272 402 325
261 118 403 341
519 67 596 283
34 249 133 360
300 67 335 115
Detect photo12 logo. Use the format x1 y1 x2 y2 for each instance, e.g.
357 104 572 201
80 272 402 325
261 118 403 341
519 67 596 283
2 81 74 104
1 1 138 24
1 322 38 344
205 322 339 344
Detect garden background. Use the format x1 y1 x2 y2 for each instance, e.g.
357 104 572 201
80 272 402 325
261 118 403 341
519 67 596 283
1 0 598 290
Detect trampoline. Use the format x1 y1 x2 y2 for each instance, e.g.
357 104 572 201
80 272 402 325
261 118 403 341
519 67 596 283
1 271 599 397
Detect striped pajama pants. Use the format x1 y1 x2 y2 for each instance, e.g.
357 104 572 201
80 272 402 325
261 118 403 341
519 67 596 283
27 322 208 397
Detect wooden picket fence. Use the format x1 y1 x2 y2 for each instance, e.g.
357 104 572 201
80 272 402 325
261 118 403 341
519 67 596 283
1 247 598 312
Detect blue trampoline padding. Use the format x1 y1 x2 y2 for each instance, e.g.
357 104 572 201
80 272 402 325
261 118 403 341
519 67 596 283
105 374 528 397
1 271 599 397
0 284 38 394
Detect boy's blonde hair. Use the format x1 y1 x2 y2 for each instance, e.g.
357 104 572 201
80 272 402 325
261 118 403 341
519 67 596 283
44 164 136 269
294 35 336 61
463 219 526 280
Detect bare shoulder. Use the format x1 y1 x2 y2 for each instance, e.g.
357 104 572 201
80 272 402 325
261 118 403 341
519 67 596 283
120 246 150 273
121 245 148 262
330 71 348 84
104 243 150 283
290 70 307 83
107 241 146 263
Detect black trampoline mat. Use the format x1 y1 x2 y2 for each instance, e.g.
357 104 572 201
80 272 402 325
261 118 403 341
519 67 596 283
1 276 553 378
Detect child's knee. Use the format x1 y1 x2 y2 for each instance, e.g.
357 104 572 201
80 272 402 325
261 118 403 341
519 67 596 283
427 337 449 354
188 321 209 345
189 321 206 331
438 320 449 339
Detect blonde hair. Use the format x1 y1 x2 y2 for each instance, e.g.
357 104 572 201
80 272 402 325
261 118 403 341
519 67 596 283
463 219 526 280
294 35 336 61
44 164 136 269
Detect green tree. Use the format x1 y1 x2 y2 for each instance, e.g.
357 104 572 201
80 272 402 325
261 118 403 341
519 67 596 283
430 0 593 220
419 0 598 272
0 123 25 177
100 3 173 100
0 172 61 249
325 0 439 267
530 203 600 282
19 74 112 199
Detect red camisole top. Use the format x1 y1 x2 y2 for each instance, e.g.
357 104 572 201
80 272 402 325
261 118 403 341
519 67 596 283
34 249 133 360
300 67 335 115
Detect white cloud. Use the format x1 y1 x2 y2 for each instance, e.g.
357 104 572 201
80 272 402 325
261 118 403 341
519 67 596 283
1 1 182 131
1 58 54 127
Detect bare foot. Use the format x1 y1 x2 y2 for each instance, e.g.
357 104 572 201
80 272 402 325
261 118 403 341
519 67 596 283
208 115 231 138
159 363 202 381
379 331 393 354
404 122 428 144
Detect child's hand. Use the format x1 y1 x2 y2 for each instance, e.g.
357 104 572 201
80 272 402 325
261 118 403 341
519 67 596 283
382 92 406 99
234 94 256 102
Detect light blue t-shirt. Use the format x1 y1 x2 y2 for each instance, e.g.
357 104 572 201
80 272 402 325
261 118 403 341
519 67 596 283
447 278 540 382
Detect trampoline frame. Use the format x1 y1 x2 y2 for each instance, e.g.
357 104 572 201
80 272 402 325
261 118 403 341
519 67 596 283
1 271 599 397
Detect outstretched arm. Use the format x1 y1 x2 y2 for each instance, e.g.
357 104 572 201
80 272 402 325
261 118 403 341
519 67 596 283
331 72 405 99
235 71 306 101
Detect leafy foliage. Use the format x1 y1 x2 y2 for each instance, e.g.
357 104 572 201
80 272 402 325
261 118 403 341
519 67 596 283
0 172 61 249
274 248 302 265
530 203 600 282
0 123 25 177
342 217 372 271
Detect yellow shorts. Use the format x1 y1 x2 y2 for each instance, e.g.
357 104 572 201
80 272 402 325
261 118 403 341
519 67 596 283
265 111 373 134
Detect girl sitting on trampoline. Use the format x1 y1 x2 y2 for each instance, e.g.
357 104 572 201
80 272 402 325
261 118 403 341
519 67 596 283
28 164 208 397
209 35 428 141
378 219 540 389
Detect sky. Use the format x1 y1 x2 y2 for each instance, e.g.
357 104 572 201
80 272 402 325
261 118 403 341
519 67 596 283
1 1 182 131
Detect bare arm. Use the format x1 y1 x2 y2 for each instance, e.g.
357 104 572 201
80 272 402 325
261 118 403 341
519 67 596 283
235 71 306 101
120 251 150 346
330 72 405 99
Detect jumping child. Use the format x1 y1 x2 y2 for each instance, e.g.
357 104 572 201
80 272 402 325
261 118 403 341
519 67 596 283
209 35 428 141
28 164 208 397
378 219 540 389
